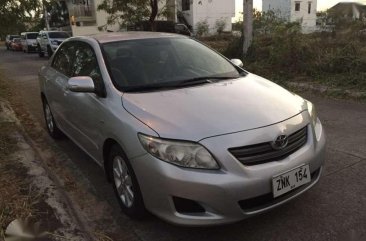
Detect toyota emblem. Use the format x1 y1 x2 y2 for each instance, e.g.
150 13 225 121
271 135 288 150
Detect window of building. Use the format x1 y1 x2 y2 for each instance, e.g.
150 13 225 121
182 0 190 11
295 2 300 11
308 2 312 14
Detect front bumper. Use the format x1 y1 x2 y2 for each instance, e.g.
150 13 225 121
27 45 38 52
131 112 326 226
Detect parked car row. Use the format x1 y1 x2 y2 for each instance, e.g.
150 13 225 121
4 31 70 57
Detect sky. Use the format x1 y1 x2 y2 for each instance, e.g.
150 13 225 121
235 0 366 20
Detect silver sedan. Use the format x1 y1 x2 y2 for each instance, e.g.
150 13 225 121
39 32 326 226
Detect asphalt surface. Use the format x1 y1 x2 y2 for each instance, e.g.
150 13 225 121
0 47 365 241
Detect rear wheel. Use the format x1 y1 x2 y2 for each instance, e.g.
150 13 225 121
108 145 146 219
42 99 63 139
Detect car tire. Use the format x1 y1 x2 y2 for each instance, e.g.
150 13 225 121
38 45 44 57
108 145 146 219
42 98 63 139
47 45 53 57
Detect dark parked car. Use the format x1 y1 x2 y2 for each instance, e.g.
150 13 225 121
5 35 20 50
129 21 192 36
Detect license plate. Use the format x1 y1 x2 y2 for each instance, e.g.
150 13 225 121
272 165 311 198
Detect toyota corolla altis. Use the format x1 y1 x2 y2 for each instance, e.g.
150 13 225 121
39 32 326 226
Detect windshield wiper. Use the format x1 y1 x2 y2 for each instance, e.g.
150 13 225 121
123 76 238 92
176 76 237 86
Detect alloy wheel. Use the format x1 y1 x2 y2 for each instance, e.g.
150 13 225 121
44 103 54 133
113 156 134 208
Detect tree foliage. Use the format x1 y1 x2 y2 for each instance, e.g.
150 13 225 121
0 0 43 39
97 0 165 30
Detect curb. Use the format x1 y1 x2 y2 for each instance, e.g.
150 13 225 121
0 99 93 241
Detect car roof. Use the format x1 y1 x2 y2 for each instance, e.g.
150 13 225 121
87 31 186 44
40 30 68 33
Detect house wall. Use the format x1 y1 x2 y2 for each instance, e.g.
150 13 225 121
67 0 235 36
263 0 317 33
66 0 119 36
290 0 317 33
262 0 291 20
181 0 235 34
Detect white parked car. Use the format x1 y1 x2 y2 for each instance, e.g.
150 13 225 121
37 31 70 57
20 32 39 53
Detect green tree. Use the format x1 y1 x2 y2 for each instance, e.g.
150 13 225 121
0 0 43 39
97 0 165 30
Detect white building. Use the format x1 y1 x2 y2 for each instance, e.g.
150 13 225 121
63 0 120 36
262 0 318 33
176 0 235 33
62 0 235 36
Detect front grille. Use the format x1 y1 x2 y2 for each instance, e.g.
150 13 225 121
228 126 308 166
238 168 321 212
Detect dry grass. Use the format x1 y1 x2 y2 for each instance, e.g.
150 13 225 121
0 122 40 239
0 76 40 239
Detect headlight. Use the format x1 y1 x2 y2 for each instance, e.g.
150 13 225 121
307 101 318 126
51 40 58 45
138 134 219 170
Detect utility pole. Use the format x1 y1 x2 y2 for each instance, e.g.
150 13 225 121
243 0 253 56
43 0 50 30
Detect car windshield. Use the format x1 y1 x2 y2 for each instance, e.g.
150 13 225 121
27 33 38 39
13 38 21 43
102 37 244 92
10 35 20 40
48 32 69 38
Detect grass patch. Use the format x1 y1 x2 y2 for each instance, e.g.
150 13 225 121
200 15 366 99
0 75 40 239
0 122 39 239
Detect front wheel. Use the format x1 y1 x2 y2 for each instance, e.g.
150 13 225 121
108 145 146 219
38 45 44 57
47 45 53 57
42 99 63 139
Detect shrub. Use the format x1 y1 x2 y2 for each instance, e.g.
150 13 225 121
215 18 226 35
196 20 209 37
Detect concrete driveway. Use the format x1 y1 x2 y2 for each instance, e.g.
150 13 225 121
0 47 365 241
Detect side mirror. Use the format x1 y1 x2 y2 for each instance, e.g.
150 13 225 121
230 59 244 68
67 76 95 93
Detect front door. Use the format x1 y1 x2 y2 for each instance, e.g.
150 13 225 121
64 41 107 161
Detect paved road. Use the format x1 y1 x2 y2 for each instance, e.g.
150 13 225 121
1 47 365 241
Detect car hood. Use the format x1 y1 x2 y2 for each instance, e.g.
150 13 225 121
122 73 307 141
